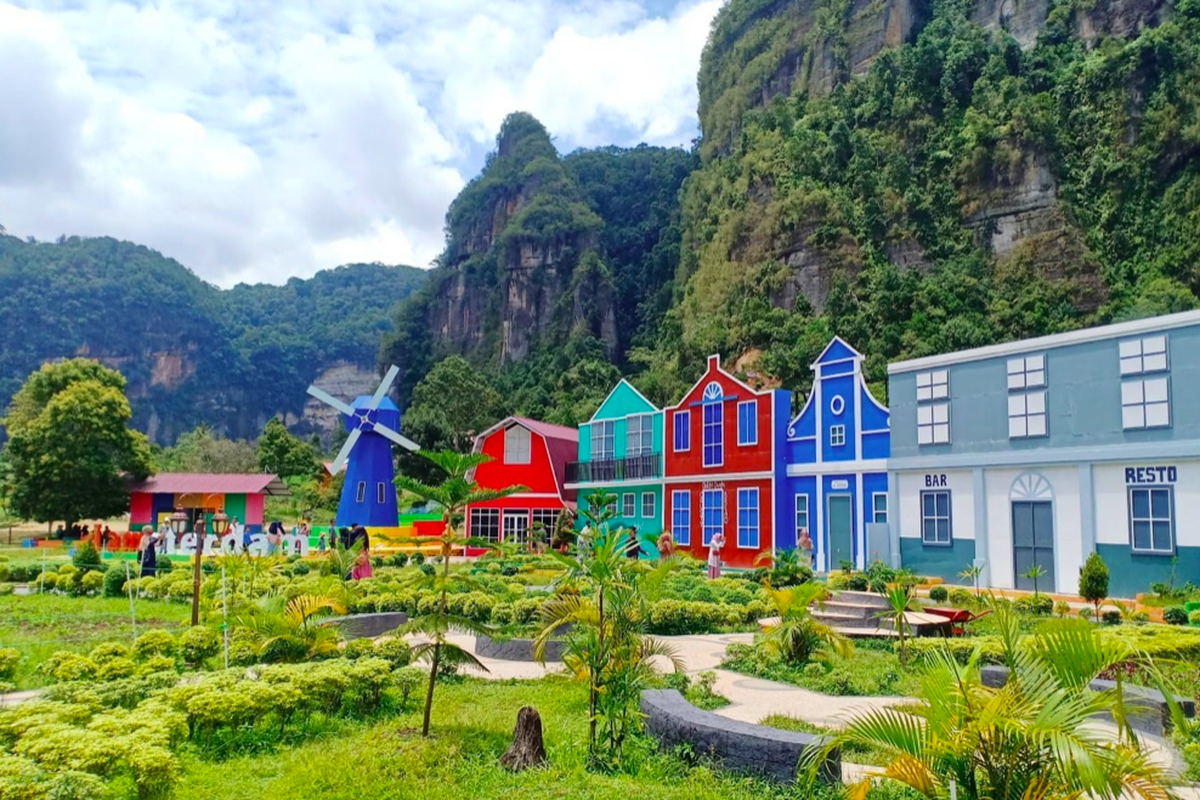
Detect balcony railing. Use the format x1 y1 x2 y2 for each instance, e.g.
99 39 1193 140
566 454 661 484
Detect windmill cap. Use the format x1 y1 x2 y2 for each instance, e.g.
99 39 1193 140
351 396 400 412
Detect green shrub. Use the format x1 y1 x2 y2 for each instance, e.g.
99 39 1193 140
846 573 869 591
648 599 728 635
928 586 948 602
411 552 425 565
96 657 138 681
228 640 257 667
79 571 105 595
1190 610 1200 626
1054 600 1071 617
39 652 99 683
948 587 975 608
1101 610 1122 625
133 631 178 661
342 639 376 660
1129 611 1150 624
1014 594 1053 616
88 643 131 665
72 541 102 573
137 654 179 676
37 572 58 591
1164 606 1189 625
394 665 425 708
373 638 411 669
1079 552 1109 613
0 648 19 681
803 662 826 679
180 627 221 664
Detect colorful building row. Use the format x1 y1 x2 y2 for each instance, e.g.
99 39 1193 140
462 310 1200 598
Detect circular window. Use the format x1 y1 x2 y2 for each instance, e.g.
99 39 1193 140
830 395 846 416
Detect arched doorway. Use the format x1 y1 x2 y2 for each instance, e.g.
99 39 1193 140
1010 473 1055 592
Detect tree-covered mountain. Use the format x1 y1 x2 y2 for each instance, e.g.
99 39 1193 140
387 0 1199 423
0 234 427 444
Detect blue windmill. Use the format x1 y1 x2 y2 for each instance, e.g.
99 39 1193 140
306 365 419 534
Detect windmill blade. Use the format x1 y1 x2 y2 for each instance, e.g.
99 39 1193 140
373 423 421 452
306 385 356 417
331 427 362 473
367 365 400 411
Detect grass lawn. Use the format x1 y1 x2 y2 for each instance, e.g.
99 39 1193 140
0 592 191 688
174 676 818 800
723 641 925 697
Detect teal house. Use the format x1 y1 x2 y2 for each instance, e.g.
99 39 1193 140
565 380 665 546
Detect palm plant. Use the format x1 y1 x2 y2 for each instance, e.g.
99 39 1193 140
959 561 984 595
535 490 682 766
759 582 852 664
1023 563 1047 596
234 593 345 662
394 449 527 737
875 584 918 665
805 605 1183 800
753 547 812 587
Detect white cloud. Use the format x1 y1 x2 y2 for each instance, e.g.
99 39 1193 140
0 0 719 287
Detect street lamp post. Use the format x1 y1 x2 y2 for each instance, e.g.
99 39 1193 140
190 505 230 627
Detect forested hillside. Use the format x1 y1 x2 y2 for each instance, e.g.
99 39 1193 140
388 0 1200 428
0 234 426 443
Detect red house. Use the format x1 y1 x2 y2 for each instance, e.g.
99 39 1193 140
663 355 792 569
464 416 578 545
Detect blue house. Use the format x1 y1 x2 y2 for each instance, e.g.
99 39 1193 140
783 337 891 571
886 310 1200 597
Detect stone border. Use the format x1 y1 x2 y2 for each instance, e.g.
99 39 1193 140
326 612 407 640
640 689 839 784
475 635 565 662
981 665 1197 735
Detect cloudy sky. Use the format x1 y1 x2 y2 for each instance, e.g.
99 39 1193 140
0 0 721 287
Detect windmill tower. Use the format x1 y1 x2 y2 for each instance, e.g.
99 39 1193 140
307 365 418 534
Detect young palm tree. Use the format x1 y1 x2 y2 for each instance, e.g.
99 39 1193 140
394 449 527 737
959 561 984 595
1023 563 1047 596
805 604 1183 800
535 490 682 765
235 593 346 662
875 584 918 665
759 582 852 664
753 547 811 587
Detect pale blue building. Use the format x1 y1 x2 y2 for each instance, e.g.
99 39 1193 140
784 338 891 571
886 310 1200 597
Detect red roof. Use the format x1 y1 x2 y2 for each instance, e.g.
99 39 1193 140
127 473 290 496
471 416 579 501
511 416 579 444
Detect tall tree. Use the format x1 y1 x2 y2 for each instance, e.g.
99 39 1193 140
398 356 502 481
1 359 151 527
155 425 258 473
256 417 320 479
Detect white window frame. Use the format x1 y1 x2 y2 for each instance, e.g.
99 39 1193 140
622 493 636 518
1128 486 1174 555
470 508 500 543
917 403 950 445
795 494 809 540
671 491 690 546
376 482 386 504
702 383 723 468
505 425 532 464
830 424 846 447
1122 377 1170 429
673 410 690 452
626 414 653 457
1119 335 1168 376
1007 355 1046 390
737 399 758 446
916 370 949 401
641 492 655 519
591 420 615 461
531 508 560 534
702 488 723 545
920 490 951 545
872 492 888 524
355 481 366 503
1008 391 1048 438
736 488 760 549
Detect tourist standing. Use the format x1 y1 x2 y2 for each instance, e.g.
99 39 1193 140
657 530 674 559
137 526 158 579
317 530 327 552
266 521 283 555
230 516 245 548
798 528 815 570
350 525 373 580
707 530 725 580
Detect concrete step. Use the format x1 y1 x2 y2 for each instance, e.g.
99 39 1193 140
820 601 878 618
812 610 880 629
830 590 892 609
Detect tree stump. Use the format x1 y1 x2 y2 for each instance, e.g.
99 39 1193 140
500 706 547 771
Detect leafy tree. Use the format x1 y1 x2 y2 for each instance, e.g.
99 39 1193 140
1 359 151 528
535 489 682 766
256 417 320 479
1079 551 1110 618
394 450 527 737
758 583 851 665
398 356 502 481
155 425 258 473
806 611 1179 800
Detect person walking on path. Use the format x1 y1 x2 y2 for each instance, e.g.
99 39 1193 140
798 528 815 570
707 531 725 579
137 526 158 579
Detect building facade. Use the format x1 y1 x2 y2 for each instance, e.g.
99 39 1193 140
565 380 665 546
464 416 578 546
663 355 791 569
783 338 891 572
887 310 1200 597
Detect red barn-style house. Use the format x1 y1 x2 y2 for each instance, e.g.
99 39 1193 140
664 356 792 569
464 416 578 545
